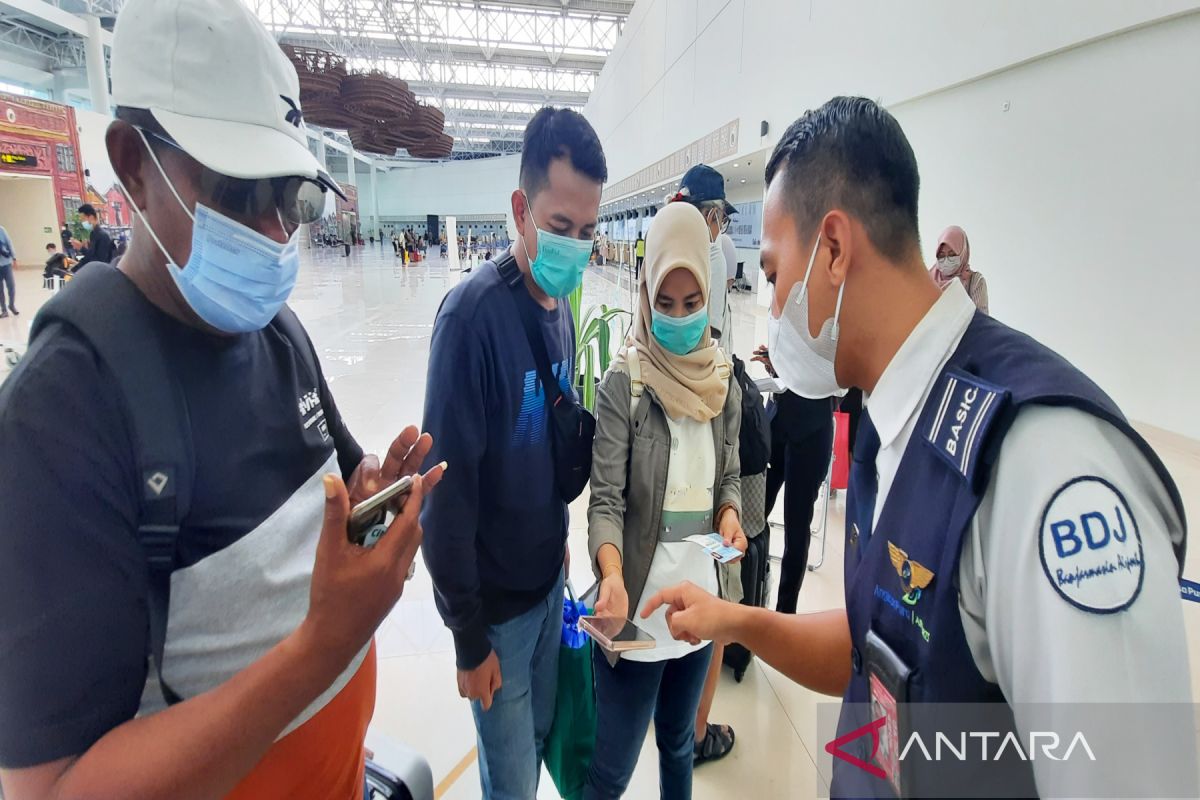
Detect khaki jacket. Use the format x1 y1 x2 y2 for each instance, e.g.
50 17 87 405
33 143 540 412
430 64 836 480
587 363 742 663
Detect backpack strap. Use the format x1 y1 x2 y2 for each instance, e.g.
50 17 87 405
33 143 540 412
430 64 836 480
30 264 194 706
273 305 321 389
715 348 731 383
495 253 567 407
627 345 644 398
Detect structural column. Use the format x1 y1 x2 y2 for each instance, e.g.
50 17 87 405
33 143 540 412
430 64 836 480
83 15 109 114
369 161 379 238
314 135 328 171
344 144 358 189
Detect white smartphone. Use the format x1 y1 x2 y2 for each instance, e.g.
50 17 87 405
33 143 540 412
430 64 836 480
580 616 656 652
347 476 414 547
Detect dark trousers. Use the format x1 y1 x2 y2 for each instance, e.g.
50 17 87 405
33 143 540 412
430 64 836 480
585 644 713 800
0 264 14 311
765 419 833 614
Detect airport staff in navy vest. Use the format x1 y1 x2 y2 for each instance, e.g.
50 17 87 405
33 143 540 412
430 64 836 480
642 97 1194 799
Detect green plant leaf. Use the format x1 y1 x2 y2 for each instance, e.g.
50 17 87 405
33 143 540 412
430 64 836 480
598 316 611 374
583 349 597 412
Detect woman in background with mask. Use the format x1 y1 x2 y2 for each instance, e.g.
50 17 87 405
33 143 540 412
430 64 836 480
586 202 746 799
930 225 988 314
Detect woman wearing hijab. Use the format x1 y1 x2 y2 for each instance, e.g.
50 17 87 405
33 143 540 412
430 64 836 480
930 225 989 314
586 202 747 799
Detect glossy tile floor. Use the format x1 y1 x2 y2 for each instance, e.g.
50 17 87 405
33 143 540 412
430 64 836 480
2 245 1197 798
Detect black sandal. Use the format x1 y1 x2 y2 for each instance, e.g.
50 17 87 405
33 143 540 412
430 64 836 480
694 722 736 766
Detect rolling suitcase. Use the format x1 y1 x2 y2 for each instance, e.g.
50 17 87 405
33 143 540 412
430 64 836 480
722 522 770 682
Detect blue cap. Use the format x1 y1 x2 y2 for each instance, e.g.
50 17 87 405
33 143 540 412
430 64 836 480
680 164 737 216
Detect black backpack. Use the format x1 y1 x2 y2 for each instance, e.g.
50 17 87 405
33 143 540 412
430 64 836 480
731 355 771 476
27 263 321 707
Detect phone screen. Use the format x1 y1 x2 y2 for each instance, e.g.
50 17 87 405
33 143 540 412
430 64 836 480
580 616 656 652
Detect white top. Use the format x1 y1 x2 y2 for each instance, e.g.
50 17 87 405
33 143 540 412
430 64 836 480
625 412 719 662
720 232 738 281
865 280 1195 795
706 239 728 337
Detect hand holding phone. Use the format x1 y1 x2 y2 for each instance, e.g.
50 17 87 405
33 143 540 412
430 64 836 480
303 449 444 667
752 344 777 378
580 616 656 653
347 474 414 547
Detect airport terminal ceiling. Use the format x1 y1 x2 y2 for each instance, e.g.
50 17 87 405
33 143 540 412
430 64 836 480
0 0 633 162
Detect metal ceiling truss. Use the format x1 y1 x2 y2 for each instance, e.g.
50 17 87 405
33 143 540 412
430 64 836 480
0 0 630 161
27 0 124 19
0 15 86 67
246 0 628 158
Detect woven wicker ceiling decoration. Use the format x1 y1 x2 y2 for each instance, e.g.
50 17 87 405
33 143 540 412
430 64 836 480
284 44 453 159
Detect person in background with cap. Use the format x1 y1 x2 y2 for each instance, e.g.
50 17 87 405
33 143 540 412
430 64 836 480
669 164 737 347
0 1 443 798
642 97 1193 798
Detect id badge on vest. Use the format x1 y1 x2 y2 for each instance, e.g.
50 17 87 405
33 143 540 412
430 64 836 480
866 629 912 797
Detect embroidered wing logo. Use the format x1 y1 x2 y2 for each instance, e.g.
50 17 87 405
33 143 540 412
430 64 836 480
888 542 935 606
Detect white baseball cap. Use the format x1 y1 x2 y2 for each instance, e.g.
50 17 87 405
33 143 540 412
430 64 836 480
111 0 336 190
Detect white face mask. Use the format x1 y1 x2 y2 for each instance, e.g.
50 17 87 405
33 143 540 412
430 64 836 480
936 254 962 277
767 232 847 399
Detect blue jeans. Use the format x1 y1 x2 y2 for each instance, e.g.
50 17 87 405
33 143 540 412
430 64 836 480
585 644 714 800
0 263 13 311
472 571 563 800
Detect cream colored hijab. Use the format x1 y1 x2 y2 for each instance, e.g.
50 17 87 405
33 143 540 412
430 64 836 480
613 202 729 422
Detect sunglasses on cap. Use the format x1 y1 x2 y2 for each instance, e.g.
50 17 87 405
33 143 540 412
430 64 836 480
140 129 334 226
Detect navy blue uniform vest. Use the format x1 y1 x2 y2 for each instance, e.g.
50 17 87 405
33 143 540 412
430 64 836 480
832 313 1187 799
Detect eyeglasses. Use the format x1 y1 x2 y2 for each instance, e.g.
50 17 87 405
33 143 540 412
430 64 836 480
707 209 730 235
142 130 329 226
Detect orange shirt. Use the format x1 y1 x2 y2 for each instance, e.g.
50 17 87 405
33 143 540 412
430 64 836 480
227 642 377 800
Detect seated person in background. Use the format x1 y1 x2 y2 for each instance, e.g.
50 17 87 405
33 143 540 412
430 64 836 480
71 203 116 269
43 243 76 279
587 201 746 798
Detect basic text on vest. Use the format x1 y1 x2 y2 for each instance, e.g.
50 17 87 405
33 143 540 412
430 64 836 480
945 387 978 457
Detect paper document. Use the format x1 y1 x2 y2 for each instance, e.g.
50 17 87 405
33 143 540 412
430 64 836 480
753 376 786 394
685 532 743 564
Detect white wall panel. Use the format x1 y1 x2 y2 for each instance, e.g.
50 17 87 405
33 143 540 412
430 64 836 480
584 0 1200 437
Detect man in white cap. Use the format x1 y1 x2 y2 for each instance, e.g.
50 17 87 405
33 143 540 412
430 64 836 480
0 0 443 797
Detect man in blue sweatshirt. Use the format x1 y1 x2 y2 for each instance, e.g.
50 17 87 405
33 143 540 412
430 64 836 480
421 107 606 799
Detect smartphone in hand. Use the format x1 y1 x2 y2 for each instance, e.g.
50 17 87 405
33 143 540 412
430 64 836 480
580 616 656 652
346 476 414 547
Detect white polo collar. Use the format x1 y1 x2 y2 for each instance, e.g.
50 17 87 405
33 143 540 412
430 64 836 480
866 280 977 451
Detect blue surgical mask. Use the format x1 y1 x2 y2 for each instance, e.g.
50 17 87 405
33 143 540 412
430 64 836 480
82 221 93 232
651 307 708 355
519 193 593 298
124 128 299 333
